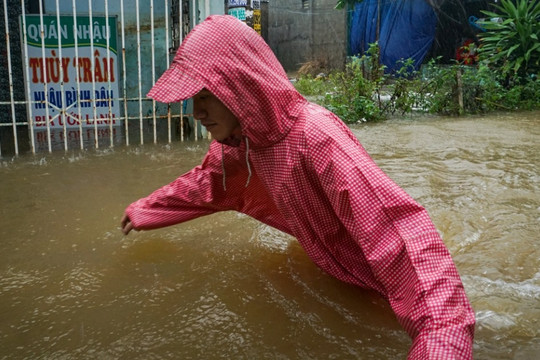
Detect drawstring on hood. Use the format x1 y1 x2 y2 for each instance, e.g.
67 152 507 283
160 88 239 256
244 136 252 187
221 143 227 191
220 136 252 191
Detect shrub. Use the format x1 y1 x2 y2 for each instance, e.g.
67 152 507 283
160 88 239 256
293 75 331 97
478 0 540 84
293 44 539 121
322 44 385 123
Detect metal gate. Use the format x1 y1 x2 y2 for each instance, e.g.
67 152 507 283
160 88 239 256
0 0 207 157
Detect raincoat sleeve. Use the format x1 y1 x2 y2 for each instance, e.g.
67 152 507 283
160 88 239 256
125 142 246 231
307 117 475 359
125 141 292 235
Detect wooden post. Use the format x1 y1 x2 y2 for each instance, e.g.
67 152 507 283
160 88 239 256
456 67 464 115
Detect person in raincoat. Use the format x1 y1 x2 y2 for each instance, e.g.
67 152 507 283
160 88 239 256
121 15 475 359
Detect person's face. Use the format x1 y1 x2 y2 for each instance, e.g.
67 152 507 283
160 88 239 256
193 89 241 141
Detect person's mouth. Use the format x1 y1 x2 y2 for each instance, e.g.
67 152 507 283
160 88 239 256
201 122 216 130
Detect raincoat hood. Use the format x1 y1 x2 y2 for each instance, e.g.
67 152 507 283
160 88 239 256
148 15 305 148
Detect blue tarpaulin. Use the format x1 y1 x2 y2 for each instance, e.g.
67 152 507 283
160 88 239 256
349 0 438 72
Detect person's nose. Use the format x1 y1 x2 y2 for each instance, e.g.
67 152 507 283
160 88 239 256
193 101 207 120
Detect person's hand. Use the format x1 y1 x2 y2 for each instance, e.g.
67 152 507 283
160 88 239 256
121 213 135 235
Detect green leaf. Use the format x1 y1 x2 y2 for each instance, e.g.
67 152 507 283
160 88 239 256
480 10 501 18
501 18 514 26
503 0 519 19
526 43 540 57
518 0 527 17
514 57 524 72
507 44 521 57
480 36 504 42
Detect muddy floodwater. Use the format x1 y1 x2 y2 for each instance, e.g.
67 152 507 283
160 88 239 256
1 111 539 359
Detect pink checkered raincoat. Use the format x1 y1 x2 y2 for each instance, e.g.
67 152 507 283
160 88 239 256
125 15 475 359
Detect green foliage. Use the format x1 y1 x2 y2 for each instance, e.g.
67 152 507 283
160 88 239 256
415 62 459 115
461 64 506 112
294 42 539 122
380 58 421 116
403 59 539 114
323 43 384 123
478 0 540 83
518 76 540 109
293 75 331 97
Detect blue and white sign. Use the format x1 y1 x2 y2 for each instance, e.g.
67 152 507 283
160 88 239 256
228 0 247 7
21 15 120 130
228 7 246 21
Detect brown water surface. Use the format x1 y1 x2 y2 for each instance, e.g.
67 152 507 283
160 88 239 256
1 111 539 359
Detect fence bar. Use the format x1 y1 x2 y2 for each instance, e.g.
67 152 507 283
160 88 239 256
105 0 114 147
136 0 143 145
179 0 183 43
192 0 196 28
179 1 184 142
165 0 172 143
151 0 157 144
38 0 52 153
2 0 16 157
120 0 129 146
71 0 84 150
191 1 199 142
88 0 99 148
19 1 35 154
54 0 67 151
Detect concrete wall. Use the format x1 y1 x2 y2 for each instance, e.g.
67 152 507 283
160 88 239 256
268 0 312 72
267 0 347 72
311 0 347 71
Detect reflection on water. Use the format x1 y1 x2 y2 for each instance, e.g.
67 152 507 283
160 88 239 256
0 111 539 359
